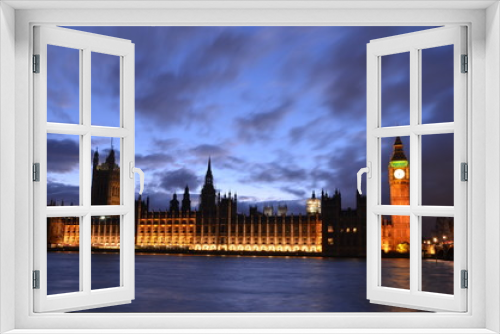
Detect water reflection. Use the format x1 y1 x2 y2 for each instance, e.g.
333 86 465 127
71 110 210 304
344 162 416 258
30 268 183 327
47 253 450 312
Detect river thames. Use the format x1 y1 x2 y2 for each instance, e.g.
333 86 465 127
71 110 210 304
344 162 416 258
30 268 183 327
47 252 454 313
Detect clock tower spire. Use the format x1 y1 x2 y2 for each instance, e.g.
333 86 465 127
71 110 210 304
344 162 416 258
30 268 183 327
389 137 410 206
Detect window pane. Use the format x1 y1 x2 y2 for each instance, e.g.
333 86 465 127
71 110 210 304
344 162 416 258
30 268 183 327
381 215 410 290
91 137 120 205
91 215 121 290
421 216 454 294
421 133 454 206
47 134 80 206
47 45 80 124
47 216 80 295
91 52 120 127
381 52 410 127
421 45 454 124
381 136 410 205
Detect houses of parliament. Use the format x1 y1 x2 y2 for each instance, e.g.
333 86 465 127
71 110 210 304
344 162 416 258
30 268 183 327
47 139 411 257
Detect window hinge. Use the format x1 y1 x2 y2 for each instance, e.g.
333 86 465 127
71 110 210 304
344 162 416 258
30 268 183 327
33 163 40 182
461 270 468 289
33 270 40 289
33 54 40 73
461 162 468 181
461 54 468 73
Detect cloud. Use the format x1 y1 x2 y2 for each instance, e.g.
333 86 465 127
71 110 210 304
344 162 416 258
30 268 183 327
300 27 433 126
47 45 80 124
236 100 293 142
219 156 246 170
249 162 307 184
280 186 307 198
151 138 180 151
189 144 228 159
47 137 79 173
158 168 201 193
47 181 79 205
136 153 174 169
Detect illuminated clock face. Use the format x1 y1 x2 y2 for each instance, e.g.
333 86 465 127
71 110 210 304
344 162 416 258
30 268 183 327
394 169 405 180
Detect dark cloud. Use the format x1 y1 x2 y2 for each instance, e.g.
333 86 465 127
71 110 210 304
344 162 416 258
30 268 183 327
132 29 262 130
247 161 307 184
47 181 79 205
91 52 120 100
306 27 433 125
158 168 201 193
313 134 367 208
280 187 306 198
219 156 246 170
189 144 228 159
236 100 293 142
47 45 79 124
151 138 180 151
136 153 174 170
47 138 79 173
421 45 454 124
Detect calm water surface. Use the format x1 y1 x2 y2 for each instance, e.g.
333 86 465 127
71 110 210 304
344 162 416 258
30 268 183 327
47 252 453 312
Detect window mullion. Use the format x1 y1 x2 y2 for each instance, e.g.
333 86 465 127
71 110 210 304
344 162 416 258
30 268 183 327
81 47 92 294
409 47 420 294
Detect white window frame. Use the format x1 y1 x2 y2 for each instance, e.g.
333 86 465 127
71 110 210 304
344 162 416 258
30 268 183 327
366 26 468 312
33 25 136 313
0 1 499 333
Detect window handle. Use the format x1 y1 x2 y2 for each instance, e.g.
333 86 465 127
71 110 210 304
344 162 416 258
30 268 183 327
357 162 371 195
129 162 145 195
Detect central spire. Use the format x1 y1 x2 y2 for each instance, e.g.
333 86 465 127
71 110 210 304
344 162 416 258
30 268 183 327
205 157 213 186
200 157 216 215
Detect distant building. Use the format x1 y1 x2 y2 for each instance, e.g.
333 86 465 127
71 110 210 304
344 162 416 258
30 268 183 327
91 146 120 205
263 205 274 217
135 160 322 253
321 189 366 257
277 204 288 216
306 191 321 214
48 138 410 256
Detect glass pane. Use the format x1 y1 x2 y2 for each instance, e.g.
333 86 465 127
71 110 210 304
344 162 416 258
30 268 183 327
381 215 410 290
421 45 454 124
47 134 80 206
91 215 121 290
47 216 80 294
381 52 410 127
421 133 454 206
381 136 410 205
91 137 120 205
421 216 454 294
91 52 120 127
47 45 80 124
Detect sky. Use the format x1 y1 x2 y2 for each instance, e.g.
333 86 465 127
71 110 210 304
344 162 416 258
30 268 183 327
46 26 454 215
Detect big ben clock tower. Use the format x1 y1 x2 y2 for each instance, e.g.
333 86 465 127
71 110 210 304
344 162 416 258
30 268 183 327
388 137 410 252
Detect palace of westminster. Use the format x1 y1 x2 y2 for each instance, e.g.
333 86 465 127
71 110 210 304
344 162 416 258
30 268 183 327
47 138 412 256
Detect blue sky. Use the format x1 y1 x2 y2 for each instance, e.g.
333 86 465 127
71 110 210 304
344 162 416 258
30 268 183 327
46 26 454 213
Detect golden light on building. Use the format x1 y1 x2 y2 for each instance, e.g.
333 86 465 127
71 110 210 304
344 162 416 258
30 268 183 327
306 191 321 214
